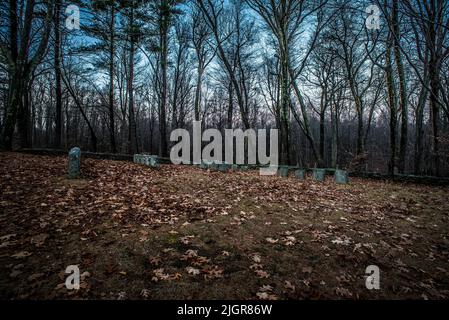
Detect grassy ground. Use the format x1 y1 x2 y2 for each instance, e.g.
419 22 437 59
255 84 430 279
1 152 448 300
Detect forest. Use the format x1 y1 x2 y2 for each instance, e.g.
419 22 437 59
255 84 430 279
0 0 448 176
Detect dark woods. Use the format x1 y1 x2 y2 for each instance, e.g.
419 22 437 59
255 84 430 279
0 0 448 176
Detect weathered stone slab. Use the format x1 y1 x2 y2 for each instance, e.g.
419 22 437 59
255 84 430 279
201 160 213 170
335 169 349 184
295 169 305 180
210 161 221 171
134 154 141 164
278 166 289 177
218 163 230 172
148 156 159 168
68 147 81 179
312 168 325 182
133 154 159 168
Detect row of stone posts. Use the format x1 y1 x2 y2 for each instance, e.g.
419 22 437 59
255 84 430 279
68 148 348 184
281 167 349 184
133 154 160 168
193 160 349 184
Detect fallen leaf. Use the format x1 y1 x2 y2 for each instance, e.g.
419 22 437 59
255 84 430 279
284 281 296 292
266 237 278 244
28 273 45 281
255 270 270 278
11 251 32 259
302 266 313 274
149 256 161 266
30 233 49 247
251 254 261 263
186 267 200 275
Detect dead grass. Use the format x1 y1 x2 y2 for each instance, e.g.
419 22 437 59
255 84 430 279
0 152 448 300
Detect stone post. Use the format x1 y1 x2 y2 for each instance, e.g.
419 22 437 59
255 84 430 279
335 169 349 184
278 166 289 177
312 168 325 182
295 169 305 180
68 147 81 179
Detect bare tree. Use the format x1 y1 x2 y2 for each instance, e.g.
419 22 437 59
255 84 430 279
190 4 215 123
195 0 251 129
0 0 54 149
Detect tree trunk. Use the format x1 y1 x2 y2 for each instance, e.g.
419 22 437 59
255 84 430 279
319 110 325 164
17 82 31 148
393 0 408 174
108 5 117 153
54 0 62 149
194 67 203 122
279 47 291 165
128 12 138 155
62 75 98 152
429 62 440 176
227 81 233 129
290 72 322 166
386 33 397 177
331 103 338 168
414 86 428 175
197 1 250 130
355 99 364 155
159 7 169 157
1 0 19 150
1 0 52 150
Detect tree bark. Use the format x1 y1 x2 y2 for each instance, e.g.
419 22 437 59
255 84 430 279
108 4 117 153
0 0 53 150
159 1 169 157
386 34 397 177
227 81 233 129
414 86 428 175
54 0 62 149
128 6 138 155
392 0 408 174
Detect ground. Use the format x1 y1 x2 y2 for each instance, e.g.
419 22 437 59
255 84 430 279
0 152 448 300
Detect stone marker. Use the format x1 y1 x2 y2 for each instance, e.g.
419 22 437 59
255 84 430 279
68 147 81 179
312 168 325 182
148 156 159 168
295 169 305 180
218 163 229 172
210 161 220 171
335 169 349 184
278 166 289 177
202 160 213 170
133 154 159 168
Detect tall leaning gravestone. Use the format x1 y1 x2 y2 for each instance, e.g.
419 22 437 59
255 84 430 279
68 147 81 179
